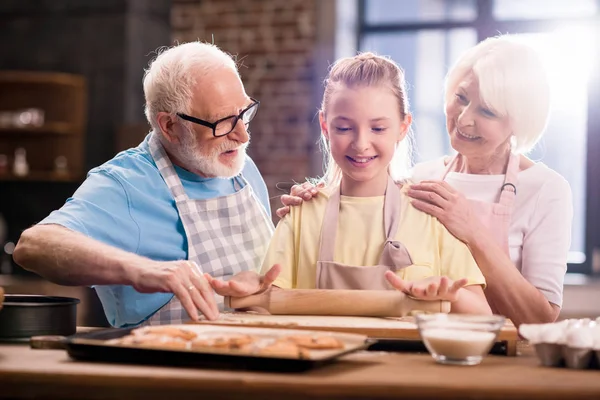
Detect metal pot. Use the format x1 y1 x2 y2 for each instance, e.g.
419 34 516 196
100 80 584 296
0 294 80 340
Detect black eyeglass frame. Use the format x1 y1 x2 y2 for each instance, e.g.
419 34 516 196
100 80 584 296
176 98 260 137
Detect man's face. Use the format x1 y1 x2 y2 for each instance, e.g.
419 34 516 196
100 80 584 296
175 68 252 178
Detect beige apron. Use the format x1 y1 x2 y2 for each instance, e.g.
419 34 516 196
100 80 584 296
442 152 519 311
316 176 413 290
442 152 519 255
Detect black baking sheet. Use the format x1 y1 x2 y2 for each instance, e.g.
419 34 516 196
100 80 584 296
64 327 372 373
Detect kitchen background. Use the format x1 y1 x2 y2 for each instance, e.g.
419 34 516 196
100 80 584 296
0 0 599 326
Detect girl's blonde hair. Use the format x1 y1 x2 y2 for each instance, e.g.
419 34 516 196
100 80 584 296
318 52 413 187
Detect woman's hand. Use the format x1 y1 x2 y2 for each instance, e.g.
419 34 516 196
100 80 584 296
407 180 479 244
385 272 468 302
276 182 321 218
206 264 281 297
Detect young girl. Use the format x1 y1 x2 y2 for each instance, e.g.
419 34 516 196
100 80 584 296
208 53 491 314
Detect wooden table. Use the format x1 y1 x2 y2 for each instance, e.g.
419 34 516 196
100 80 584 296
1 342 599 400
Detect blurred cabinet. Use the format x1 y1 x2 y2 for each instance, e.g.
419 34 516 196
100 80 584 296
0 71 87 182
116 122 150 153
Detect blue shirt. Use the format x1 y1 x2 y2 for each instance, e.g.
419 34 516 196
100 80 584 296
40 134 271 327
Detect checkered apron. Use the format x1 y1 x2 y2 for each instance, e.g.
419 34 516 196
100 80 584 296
144 132 274 325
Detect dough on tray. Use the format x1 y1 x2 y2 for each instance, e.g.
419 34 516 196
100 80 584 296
131 326 198 341
282 334 345 349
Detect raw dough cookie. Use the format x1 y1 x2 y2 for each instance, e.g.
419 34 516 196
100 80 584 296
190 334 255 350
109 333 189 350
258 341 310 358
131 326 198 341
216 334 255 349
283 334 345 349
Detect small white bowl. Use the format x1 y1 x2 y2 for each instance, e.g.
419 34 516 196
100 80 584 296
415 313 505 366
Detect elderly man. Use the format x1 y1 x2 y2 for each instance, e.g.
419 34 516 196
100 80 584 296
13 42 275 327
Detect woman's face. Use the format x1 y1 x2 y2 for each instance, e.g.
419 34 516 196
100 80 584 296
445 72 513 160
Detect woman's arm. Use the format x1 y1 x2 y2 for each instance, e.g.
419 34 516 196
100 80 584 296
467 229 559 325
408 179 570 326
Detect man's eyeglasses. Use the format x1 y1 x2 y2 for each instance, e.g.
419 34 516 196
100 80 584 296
176 98 260 138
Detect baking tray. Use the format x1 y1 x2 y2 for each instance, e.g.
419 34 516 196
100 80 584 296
64 324 372 372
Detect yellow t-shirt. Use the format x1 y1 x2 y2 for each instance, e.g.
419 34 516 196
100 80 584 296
260 185 485 289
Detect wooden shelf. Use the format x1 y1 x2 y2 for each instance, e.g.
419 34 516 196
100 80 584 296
0 71 85 88
0 122 76 136
0 71 86 179
0 171 83 183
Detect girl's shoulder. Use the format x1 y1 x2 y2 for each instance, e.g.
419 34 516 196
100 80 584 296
287 185 332 218
393 178 412 188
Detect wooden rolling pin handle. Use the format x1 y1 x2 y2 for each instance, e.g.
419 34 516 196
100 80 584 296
440 300 451 313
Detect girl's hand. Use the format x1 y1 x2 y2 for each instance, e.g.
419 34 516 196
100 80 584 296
206 264 281 297
276 182 322 218
385 271 468 302
407 180 479 245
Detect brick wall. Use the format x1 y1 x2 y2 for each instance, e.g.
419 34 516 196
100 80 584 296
171 0 329 217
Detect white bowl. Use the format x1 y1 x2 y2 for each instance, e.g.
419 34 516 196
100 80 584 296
415 313 505 366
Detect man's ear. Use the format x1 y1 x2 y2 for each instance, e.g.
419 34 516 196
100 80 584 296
156 112 179 144
397 113 412 143
319 112 329 141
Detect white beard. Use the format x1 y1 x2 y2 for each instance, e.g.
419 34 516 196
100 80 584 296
178 128 248 178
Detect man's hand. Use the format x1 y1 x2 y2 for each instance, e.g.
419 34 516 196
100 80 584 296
129 260 219 322
385 272 468 302
206 264 282 297
276 182 321 218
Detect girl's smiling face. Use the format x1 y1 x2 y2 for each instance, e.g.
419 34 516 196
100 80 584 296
321 84 410 196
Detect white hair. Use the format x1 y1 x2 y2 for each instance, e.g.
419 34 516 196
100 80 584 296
143 42 239 132
444 35 551 154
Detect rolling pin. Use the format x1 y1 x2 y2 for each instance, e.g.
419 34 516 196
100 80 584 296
225 289 450 318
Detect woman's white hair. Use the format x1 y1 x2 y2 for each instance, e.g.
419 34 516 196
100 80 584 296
143 42 239 132
445 35 551 154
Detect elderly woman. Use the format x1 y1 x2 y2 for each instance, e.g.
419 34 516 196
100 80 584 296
278 35 573 326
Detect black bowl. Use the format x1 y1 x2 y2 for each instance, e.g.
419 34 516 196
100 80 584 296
0 294 80 339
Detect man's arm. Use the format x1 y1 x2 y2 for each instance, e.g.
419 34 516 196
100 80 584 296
13 224 219 321
15 224 139 286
